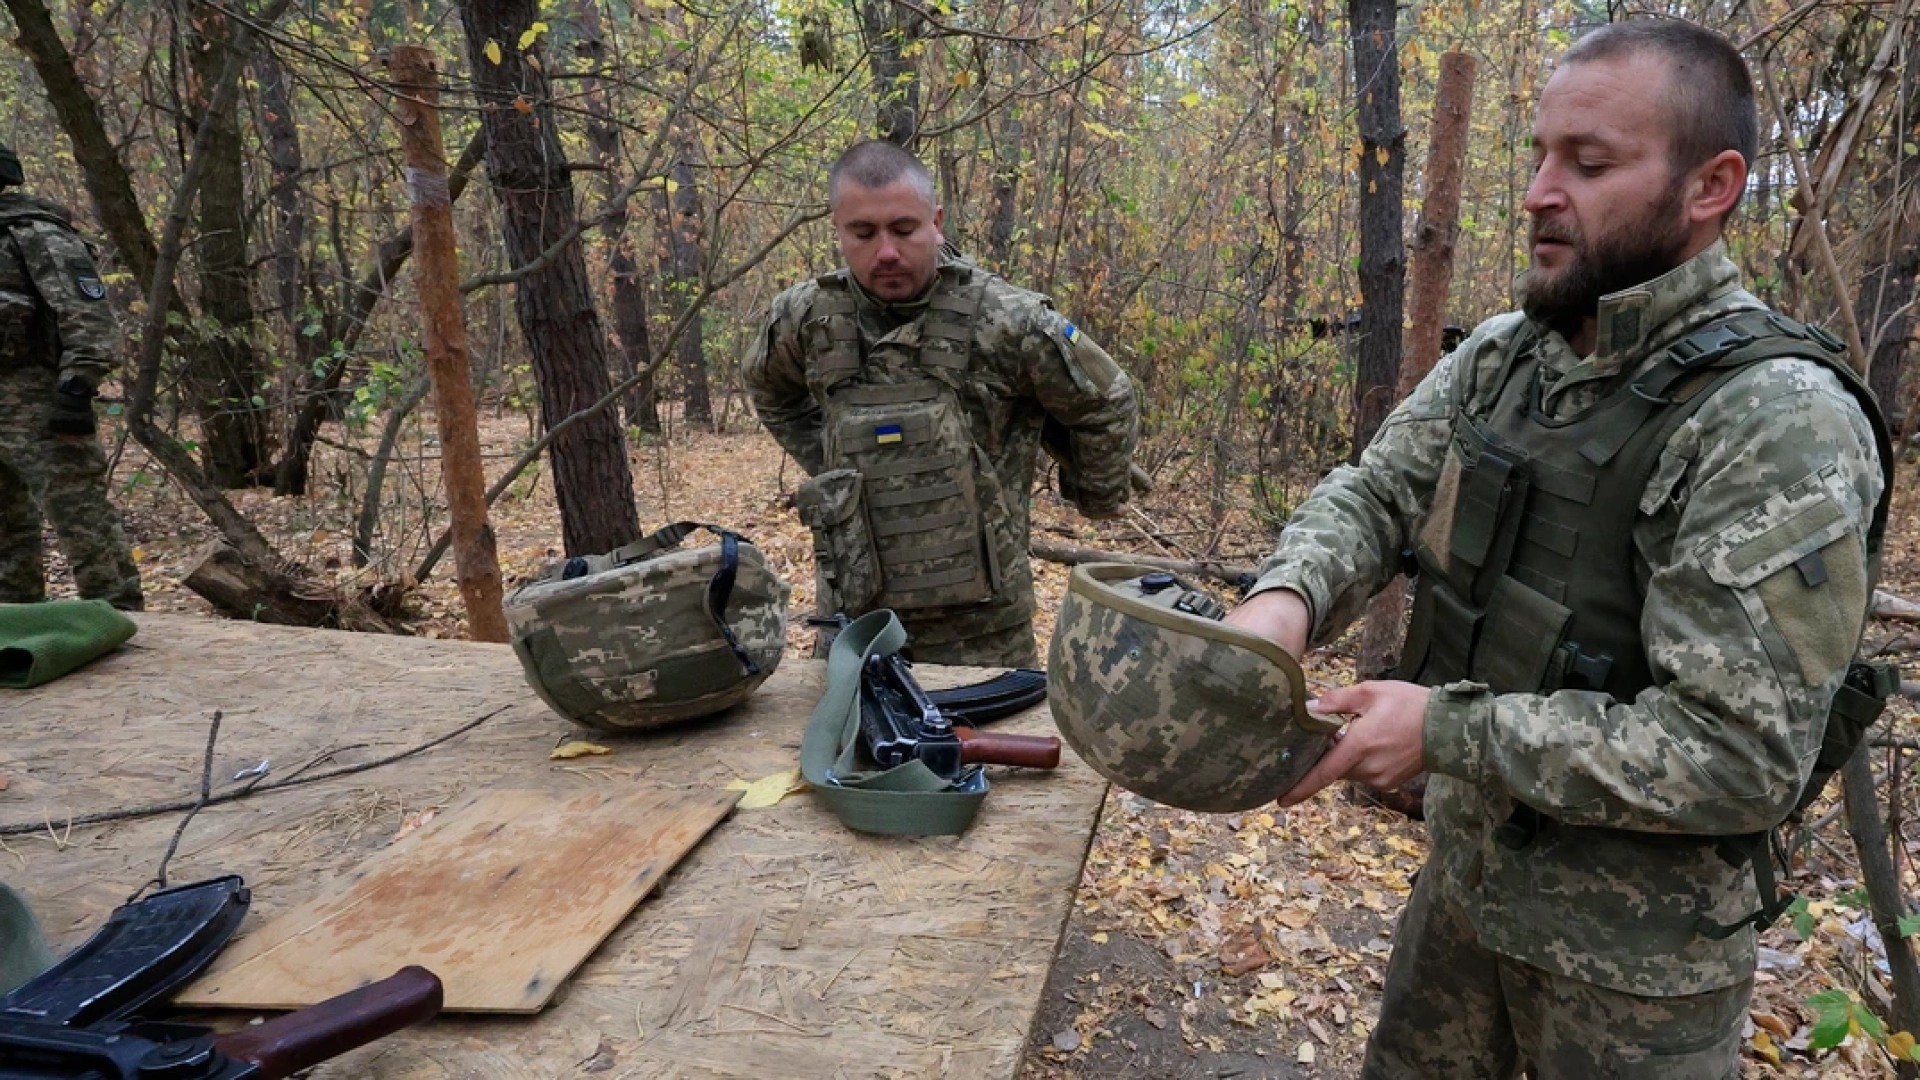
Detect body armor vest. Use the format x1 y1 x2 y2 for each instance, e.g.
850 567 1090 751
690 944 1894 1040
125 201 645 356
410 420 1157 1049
1399 310 1893 701
796 264 1014 614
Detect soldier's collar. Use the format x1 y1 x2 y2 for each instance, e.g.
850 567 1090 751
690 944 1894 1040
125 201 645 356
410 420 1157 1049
847 272 936 317
1589 241 1741 371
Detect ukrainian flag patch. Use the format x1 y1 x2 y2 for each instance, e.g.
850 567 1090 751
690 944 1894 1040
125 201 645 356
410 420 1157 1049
1063 322 1081 343
874 423 904 445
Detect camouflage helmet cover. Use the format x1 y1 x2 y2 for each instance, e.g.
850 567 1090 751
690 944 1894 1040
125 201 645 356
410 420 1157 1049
0 144 20 188
504 526 791 731
1047 564 1338 812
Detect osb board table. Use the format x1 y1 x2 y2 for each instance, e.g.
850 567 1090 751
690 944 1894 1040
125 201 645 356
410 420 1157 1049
0 613 1108 1079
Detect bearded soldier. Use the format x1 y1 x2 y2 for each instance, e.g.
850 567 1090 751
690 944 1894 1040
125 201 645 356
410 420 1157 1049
744 140 1139 667
1227 22 1891 1077
0 143 142 611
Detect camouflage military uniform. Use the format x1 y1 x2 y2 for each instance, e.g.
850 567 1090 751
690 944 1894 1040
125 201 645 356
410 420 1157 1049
0 191 141 611
744 255 1137 666
1253 245 1884 1077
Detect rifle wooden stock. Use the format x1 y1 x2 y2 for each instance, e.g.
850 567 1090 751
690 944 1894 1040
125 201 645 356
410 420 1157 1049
214 966 443 1078
955 726 1061 769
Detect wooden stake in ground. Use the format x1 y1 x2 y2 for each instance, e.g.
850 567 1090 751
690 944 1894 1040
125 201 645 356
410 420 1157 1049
1356 51 1476 682
390 45 508 643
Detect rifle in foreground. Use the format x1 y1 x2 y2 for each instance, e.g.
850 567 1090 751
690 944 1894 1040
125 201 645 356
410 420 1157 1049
0 877 443 1079
0 966 442 1080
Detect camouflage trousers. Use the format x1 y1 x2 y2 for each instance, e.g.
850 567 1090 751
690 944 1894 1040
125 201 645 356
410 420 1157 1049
0 368 143 610
1363 865 1750 1080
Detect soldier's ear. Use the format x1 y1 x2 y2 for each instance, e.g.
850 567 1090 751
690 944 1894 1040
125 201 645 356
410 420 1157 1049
931 204 945 242
1684 149 1745 229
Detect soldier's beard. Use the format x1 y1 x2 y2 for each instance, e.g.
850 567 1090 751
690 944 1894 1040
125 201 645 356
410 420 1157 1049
1519 177 1690 339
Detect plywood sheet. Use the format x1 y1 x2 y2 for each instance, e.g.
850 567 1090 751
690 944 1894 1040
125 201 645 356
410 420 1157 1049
4 613 1107 1078
176 786 740 1013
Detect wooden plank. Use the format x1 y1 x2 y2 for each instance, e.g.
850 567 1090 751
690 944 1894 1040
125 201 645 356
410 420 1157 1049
2 613 1107 1078
176 786 739 1013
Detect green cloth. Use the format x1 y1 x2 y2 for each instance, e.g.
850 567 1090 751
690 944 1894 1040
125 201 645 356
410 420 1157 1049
0 882 52 995
0 599 136 688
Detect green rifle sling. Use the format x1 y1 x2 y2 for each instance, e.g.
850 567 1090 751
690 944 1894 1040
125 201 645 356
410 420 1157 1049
799 609 989 835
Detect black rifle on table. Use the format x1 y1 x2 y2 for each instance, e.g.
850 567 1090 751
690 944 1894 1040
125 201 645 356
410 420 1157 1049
811 614 1060 781
0 876 443 1079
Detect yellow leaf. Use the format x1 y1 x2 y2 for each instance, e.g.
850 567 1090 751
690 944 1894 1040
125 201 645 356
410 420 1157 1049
953 69 973 88
1376 146 1391 166
1180 91 1202 107
550 740 611 759
1889 1031 1917 1061
1296 1041 1315 1065
1750 1030 1780 1065
484 39 502 64
724 767 808 809
1091 932 1108 944
130 546 146 562
518 21 548 49
513 96 533 113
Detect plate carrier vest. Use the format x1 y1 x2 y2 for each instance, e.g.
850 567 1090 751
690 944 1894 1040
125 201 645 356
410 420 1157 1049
796 264 1015 615
1397 309 1898 937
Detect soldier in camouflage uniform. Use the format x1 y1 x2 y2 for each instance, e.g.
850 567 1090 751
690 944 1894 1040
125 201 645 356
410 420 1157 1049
743 140 1138 666
0 143 141 611
1226 23 1888 1078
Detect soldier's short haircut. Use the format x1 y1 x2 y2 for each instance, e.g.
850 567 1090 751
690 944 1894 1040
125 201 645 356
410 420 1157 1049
1562 20 1758 180
828 140 936 210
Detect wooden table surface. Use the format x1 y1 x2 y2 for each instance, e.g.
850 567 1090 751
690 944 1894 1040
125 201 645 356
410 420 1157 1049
0 613 1107 1079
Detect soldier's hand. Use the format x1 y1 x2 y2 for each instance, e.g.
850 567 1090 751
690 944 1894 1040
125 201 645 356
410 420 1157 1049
1278 680 1430 806
48 383 97 438
1222 588 1310 658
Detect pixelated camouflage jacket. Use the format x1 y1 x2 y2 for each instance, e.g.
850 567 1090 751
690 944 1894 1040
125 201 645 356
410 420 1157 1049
743 255 1138 638
0 192 119 387
1253 243 1885 995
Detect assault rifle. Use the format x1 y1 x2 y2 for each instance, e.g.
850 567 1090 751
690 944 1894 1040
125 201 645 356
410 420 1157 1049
0 877 443 1079
861 653 1060 780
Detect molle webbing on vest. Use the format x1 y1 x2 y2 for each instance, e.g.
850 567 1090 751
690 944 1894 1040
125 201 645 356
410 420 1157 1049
920 287 981 369
810 277 862 373
1400 309 1882 704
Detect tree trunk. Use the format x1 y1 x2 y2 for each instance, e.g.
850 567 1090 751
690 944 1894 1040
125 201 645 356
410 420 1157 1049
1358 51 1474 682
185 0 271 488
1345 0 1405 465
860 0 921 147
987 102 1024 270
392 44 508 643
458 0 640 557
574 0 660 434
252 44 308 334
664 127 712 428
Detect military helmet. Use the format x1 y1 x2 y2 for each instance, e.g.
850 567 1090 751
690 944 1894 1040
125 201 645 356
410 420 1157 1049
1047 564 1339 813
504 523 791 731
0 144 20 189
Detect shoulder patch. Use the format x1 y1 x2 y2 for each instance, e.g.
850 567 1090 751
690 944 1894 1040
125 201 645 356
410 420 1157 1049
74 268 106 300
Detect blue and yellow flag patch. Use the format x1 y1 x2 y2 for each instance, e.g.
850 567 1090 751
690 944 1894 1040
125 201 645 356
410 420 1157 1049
1063 322 1081 343
874 423 903 445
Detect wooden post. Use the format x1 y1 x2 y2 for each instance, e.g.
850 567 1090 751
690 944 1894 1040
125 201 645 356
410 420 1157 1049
1356 51 1477 683
390 45 509 643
